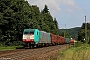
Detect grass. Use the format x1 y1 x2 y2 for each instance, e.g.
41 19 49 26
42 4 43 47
0 46 23 51
50 41 90 60
57 43 90 60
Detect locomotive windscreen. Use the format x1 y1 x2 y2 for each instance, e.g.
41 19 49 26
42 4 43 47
24 32 34 34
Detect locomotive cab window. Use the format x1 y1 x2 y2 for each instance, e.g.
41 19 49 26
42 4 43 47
37 32 38 35
29 32 34 34
24 32 34 34
24 32 28 34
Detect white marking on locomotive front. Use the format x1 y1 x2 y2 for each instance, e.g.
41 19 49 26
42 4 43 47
23 34 34 39
30 35 34 39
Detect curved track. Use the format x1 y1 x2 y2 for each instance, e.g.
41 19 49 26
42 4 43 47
0 44 68 60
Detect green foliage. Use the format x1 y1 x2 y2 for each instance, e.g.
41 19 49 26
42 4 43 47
0 0 59 46
74 41 83 47
41 5 59 35
58 43 90 60
0 46 23 51
59 27 80 39
60 31 71 38
41 5 49 13
50 56 57 60
78 23 90 43
54 18 58 29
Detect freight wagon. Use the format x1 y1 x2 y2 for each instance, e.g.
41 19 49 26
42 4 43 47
70 39 75 45
65 38 70 44
50 33 57 45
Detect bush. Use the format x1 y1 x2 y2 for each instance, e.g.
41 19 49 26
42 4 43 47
74 41 83 47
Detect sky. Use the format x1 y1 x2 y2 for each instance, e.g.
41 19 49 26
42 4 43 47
26 0 90 29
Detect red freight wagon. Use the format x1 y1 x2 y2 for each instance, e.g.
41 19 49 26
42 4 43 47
54 35 58 44
70 39 74 45
62 36 65 44
57 36 62 44
59 36 65 44
63 37 65 44
50 33 57 45
59 36 63 44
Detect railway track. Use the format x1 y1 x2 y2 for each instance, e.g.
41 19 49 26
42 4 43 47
0 44 68 60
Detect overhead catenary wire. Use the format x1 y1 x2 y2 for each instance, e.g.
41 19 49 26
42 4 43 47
33 0 43 7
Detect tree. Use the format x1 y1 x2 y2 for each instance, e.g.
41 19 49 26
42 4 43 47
60 31 71 38
41 5 49 13
78 23 90 43
54 18 58 28
0 1 60 46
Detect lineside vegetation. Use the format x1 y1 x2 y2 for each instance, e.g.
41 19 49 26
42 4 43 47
50 42 90 60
